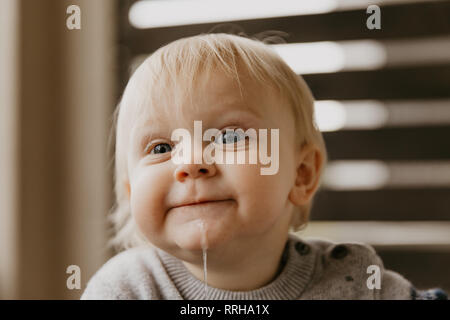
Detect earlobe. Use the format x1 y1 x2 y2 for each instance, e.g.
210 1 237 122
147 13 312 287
288 184 307 206
288 144 322 206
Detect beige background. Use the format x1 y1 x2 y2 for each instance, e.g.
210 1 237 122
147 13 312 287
0 0 116 299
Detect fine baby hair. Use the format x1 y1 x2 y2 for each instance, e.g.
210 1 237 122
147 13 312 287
108 32 328 252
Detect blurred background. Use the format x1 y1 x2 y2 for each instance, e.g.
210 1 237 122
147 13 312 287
1 0 449 299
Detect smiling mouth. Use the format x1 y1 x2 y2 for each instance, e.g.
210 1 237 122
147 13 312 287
172 199 234 209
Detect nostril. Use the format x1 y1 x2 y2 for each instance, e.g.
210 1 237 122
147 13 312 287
175 166 212 181
178 172 188 178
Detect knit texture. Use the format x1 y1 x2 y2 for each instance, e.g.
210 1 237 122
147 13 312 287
81 233 447 300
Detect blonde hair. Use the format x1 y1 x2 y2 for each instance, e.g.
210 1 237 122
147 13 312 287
108 33 328 252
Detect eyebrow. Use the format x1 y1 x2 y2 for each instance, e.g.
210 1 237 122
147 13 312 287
223 100 261 115
131 125 169 154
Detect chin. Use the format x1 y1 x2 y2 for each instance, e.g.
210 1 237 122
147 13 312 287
167 217 236 253
174 237 205 252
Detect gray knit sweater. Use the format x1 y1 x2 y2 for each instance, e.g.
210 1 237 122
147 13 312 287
81 234 447 300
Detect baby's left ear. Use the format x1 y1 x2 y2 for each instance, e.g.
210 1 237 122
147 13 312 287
288 143 323 206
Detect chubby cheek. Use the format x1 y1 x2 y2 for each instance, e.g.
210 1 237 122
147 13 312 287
227 161 292 234
129 167 170 240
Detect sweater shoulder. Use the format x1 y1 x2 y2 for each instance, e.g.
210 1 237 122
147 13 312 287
295 236 414 299
80 245 162 300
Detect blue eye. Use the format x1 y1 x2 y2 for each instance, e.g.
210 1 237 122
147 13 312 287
148 143 172 155
217 129 247 144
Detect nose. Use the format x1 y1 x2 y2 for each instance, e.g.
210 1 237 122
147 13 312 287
174 163 217 182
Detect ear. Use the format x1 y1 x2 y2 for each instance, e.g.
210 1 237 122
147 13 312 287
288 143 323 206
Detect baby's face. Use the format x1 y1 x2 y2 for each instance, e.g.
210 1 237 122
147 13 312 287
126 68 299 259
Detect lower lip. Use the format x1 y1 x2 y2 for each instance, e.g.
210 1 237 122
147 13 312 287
171 200 234 211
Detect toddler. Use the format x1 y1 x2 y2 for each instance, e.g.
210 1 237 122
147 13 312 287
81 33 447 300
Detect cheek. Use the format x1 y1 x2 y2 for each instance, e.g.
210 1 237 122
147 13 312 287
226 160 293 227
130 167 171 235
232 138 294 196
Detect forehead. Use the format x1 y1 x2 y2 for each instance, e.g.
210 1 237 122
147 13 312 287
131 68 279 131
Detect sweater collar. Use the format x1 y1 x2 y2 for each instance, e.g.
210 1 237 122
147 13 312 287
156 233 316 300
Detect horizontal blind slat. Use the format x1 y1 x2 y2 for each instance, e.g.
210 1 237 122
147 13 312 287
311 188 450 220
123 1 450 54
323 125 450 160
305 64 450 100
